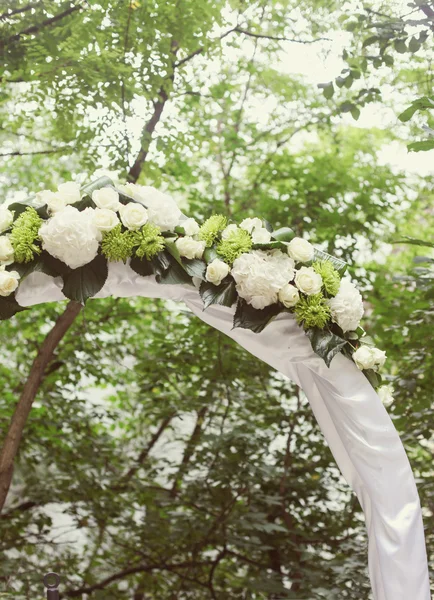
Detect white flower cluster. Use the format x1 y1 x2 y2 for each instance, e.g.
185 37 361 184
231 250 295 310
0 266 20 297
36 184 185 269
328 278 364 332
353 345 386 372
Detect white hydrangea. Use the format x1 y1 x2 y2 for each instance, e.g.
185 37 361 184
120 184 181 231
39 206 101 269
231 250 295 310
328 278 364 332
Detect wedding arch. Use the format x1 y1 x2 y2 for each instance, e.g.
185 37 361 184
0 178 430 600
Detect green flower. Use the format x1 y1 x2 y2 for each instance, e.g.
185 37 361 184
10 207 42 263
101 224 136 263
132 223 165 260
217 228 252 264
295 294 331 329
198 215 227 247
313 260 340 296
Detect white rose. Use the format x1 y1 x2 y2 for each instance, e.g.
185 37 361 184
94 208 120 232
231 250 295 309
328 278 364 332
0 237 14 263
294 266 323 296
206 259 230 286
40 191 68 214
251 228 272 244
353 345 386 371
0 269 20 296
240 217 263 234
119 202 148 230
371 347 387 369
0 208 14 233
57 182 81 204
92 187 121 211
181 218 200 236
377 385 394 407
221 224 239 240
278 283 300 308
39 206 101 269
175 236 205 260
353 346 376 370
287 237 315 263
121 184 181 231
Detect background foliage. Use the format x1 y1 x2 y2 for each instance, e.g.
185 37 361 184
0 1 433 598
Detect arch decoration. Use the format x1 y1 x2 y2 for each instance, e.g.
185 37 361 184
0 177 430 600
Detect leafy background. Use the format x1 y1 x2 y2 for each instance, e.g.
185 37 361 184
0 1 433 598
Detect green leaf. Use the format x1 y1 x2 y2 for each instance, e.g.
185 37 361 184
362 35 380 48
154 252 192 286
318 82 334 100
271 227 295 242
200 279 237 309
364 369 382 389
313 249 347 275
394 39 407 53
10 251 71 280
253 241 288 251
203 247 219 263
183 259 206 279
0 295 27 321
408 37 421 53
408 139 434 152
71 195 96 212
81 176 114 196
233 299 282 334
62 255 108 304
130 256 154 277
306 328 348 368
398 96 434 122
350 106 361 120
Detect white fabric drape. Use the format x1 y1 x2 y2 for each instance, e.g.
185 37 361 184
16 262 431 599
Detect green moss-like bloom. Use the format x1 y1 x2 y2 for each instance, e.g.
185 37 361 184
312 260 341 296
295 294 331 329
217 228 252 264
198 215 228 247
101 225 136 263
10 207 42 263
132 223 165 260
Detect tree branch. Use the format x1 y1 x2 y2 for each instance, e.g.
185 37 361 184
0 301 82 512
3 3 83 46
233 26 330 44
0 148 72 157
0 3 41 21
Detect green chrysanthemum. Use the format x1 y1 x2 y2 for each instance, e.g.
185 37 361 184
101 225 136 263
10 207 42 263
132 223 165 260
198 214 228 247
295 294 331 329
217 228 252 264
312 260 341 296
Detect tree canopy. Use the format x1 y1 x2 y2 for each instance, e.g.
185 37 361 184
0 1 433 598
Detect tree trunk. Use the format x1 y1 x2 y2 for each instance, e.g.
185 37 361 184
0 300 82 512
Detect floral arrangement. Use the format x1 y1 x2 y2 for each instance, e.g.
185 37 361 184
0 177 386 388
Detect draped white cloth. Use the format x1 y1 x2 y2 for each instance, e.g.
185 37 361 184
16 262 431 600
